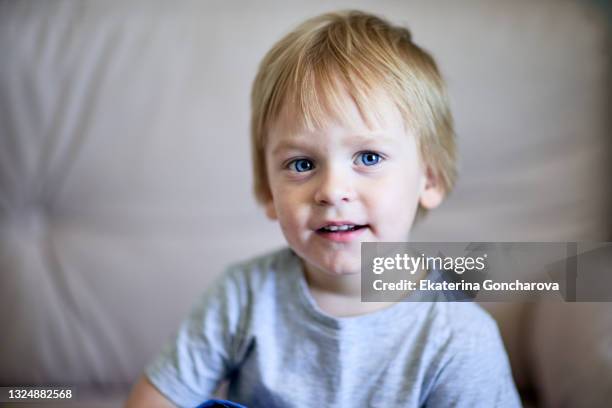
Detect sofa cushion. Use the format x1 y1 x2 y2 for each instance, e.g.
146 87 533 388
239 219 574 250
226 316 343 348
530 302 612 407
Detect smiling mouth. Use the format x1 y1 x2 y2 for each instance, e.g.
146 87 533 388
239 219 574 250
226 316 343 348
316 224 368 233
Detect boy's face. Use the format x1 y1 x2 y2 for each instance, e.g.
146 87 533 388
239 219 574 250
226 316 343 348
264 91 443 278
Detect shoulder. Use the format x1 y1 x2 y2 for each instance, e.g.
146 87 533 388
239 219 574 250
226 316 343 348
183 247 297 348
201 246 297 313
222 246 296 289
419 302 508 367
428 302 500 342
188 247 293 317
421 303 522 406
423 302 512 378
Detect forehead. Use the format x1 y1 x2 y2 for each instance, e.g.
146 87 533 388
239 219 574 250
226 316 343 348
267 86 407 148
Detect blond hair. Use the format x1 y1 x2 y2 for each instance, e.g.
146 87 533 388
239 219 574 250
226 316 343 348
251 10 456 205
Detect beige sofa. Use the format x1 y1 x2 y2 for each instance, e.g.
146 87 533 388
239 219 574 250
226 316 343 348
1 1 610 407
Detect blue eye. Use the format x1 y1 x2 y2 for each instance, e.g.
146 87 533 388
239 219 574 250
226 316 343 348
358 152 382 166
289 158 314 172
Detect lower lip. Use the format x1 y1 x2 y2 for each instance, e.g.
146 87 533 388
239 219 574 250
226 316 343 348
316 226 368 242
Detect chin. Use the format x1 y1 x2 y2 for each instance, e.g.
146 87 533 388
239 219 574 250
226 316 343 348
294 242 362 276
318 257 361 276
322 267 359 276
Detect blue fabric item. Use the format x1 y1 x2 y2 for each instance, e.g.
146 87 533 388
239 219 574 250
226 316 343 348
196 399 247 408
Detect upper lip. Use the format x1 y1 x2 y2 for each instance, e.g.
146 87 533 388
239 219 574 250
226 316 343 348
315 221 366 230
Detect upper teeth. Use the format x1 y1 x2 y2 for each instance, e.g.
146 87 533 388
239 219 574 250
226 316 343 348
323 224 355 231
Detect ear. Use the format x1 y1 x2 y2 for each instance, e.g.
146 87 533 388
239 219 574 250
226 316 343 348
264 198 278 220
419 167 444 210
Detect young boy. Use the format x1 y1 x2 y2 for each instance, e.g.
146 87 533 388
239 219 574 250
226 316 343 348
126 10 521 408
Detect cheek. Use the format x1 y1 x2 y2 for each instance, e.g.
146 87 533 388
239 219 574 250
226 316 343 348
366 171 421 229
370 170 421 205
273 187 310 226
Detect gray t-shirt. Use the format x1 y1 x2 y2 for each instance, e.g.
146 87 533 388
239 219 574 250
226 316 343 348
146 247 522 407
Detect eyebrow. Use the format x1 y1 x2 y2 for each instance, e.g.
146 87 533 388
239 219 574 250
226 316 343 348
270 134 397 156
270 141 313 156
347 134 396 146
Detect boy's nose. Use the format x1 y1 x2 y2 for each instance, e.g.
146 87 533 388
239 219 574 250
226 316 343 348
313 166 356 206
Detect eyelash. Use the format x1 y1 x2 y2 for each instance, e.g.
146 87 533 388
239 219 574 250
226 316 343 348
285 151 385 173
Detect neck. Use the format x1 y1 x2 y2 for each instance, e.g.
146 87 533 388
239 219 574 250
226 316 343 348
301 259 405 317
301 260 363 299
